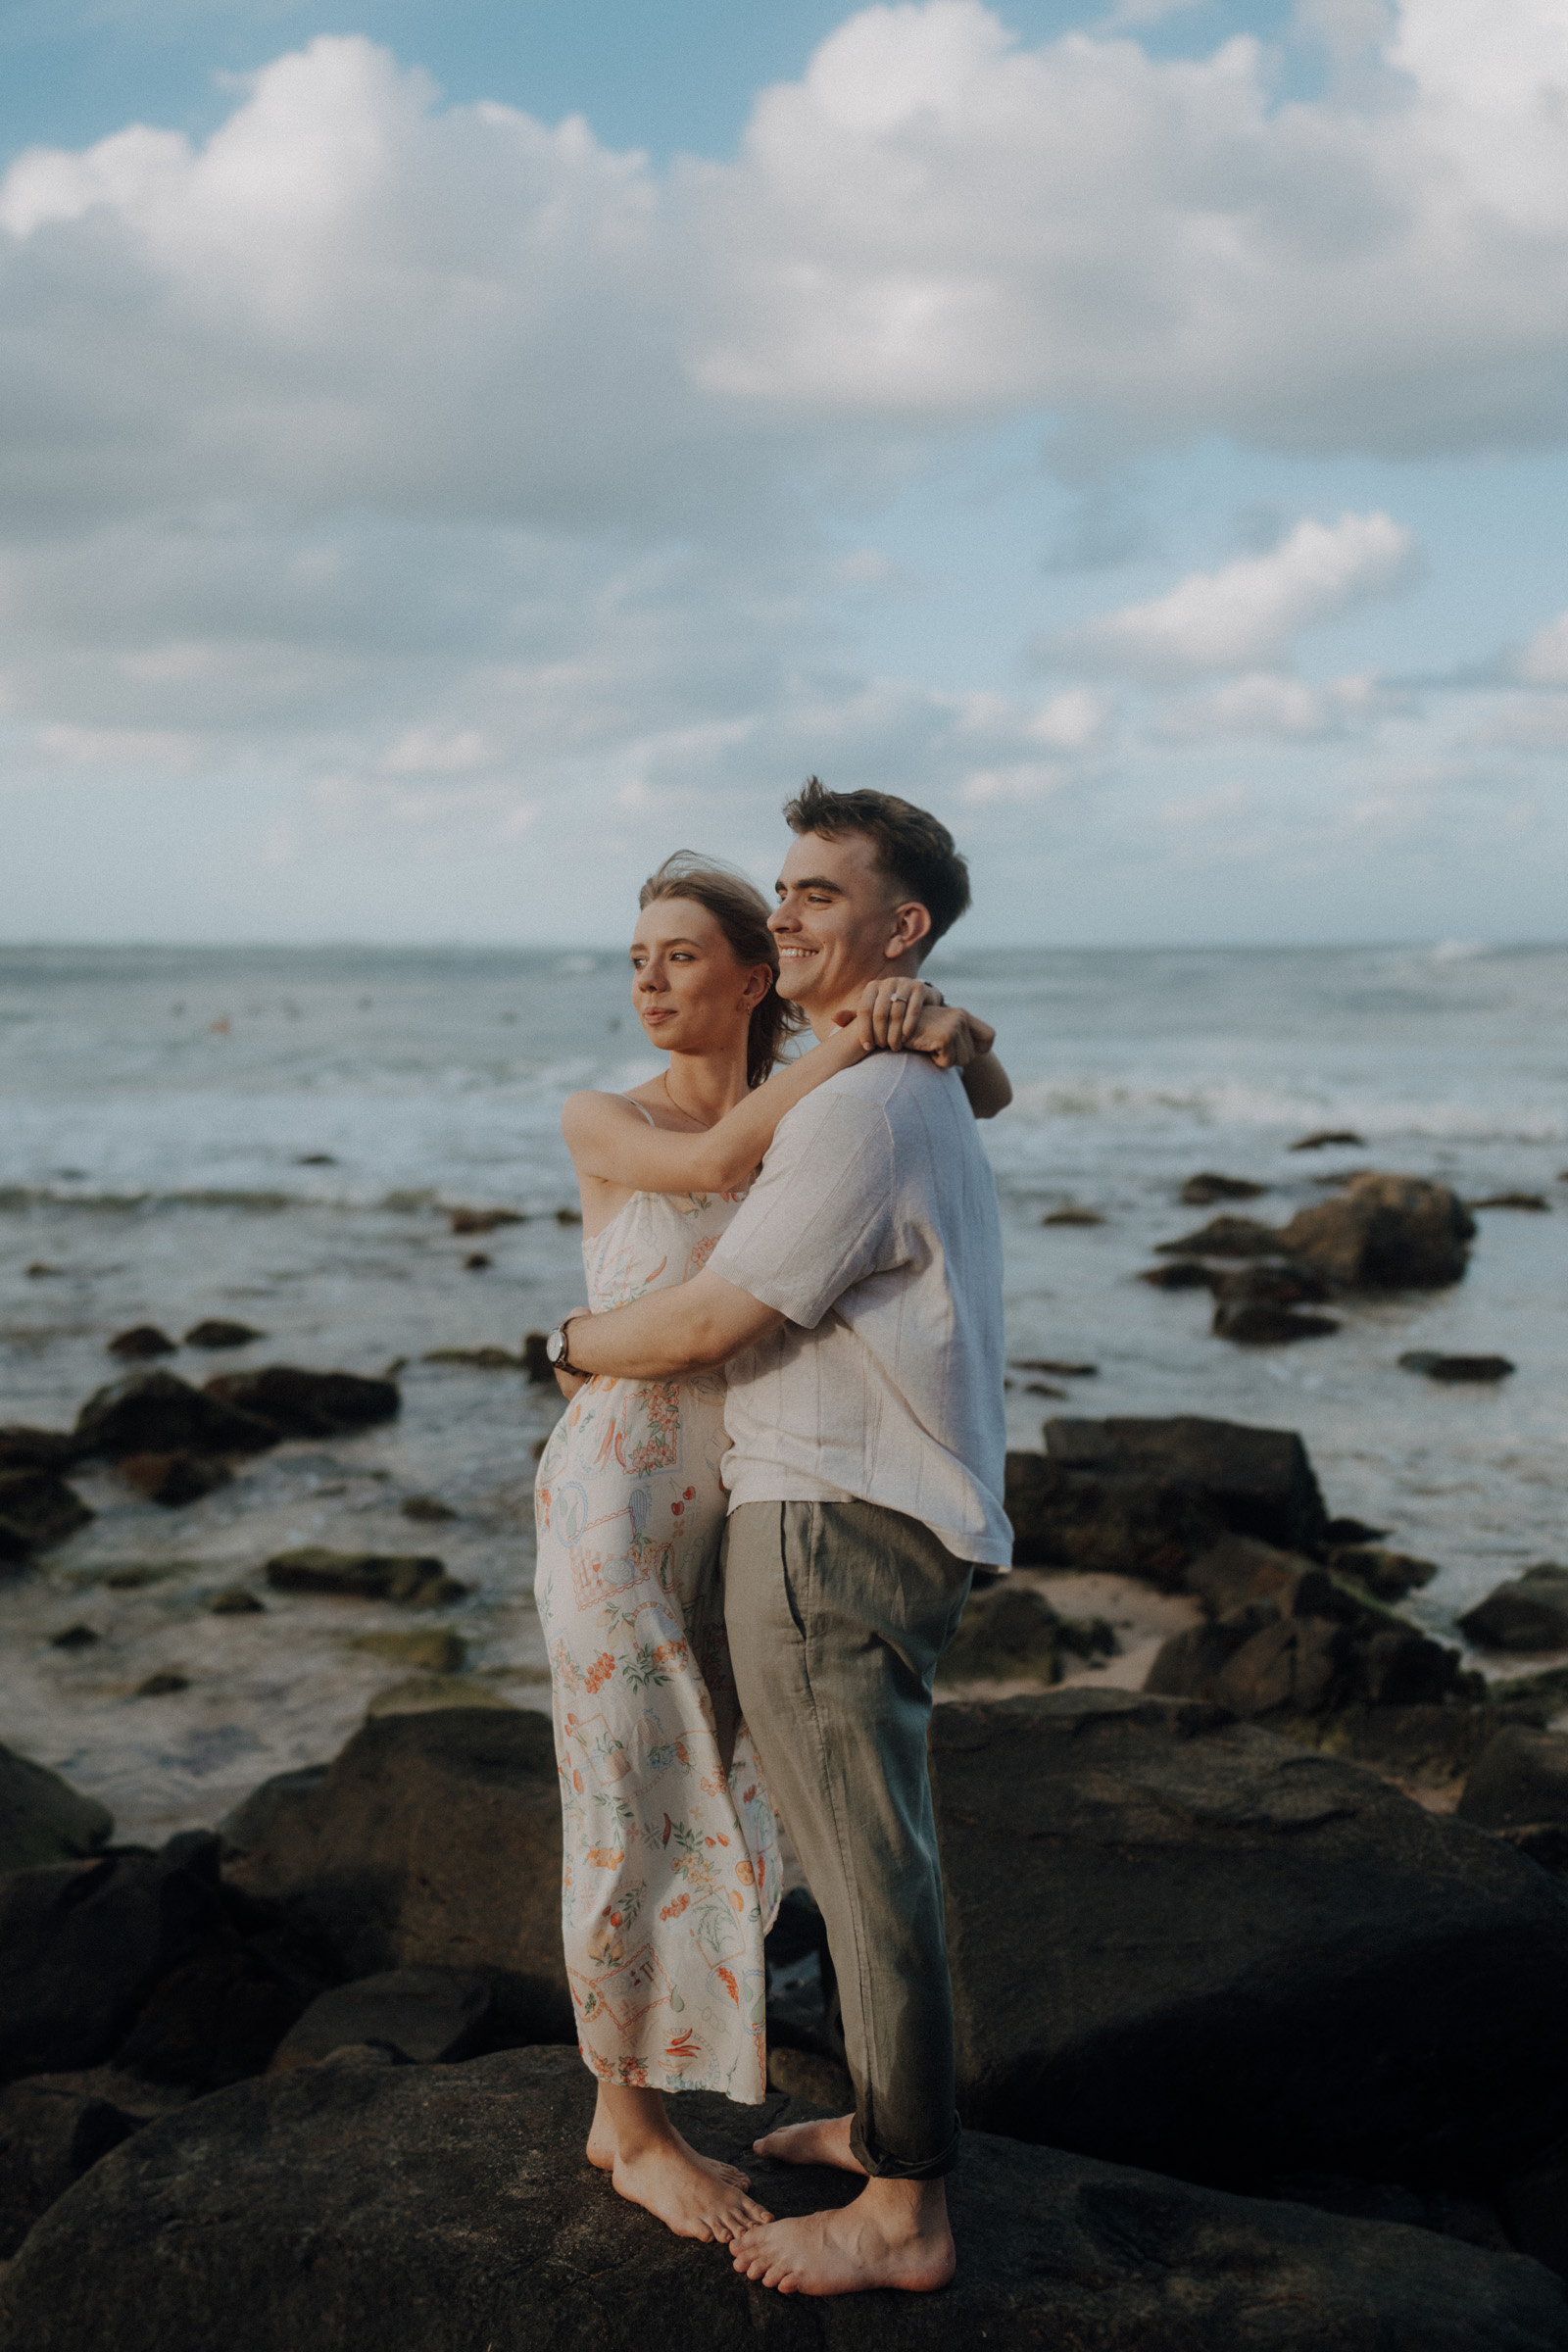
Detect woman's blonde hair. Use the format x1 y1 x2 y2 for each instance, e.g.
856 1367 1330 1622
638 851 805 1089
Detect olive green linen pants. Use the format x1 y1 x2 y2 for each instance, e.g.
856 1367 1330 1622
720 1498 973 2179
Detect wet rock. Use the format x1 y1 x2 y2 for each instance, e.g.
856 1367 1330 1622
521 1331 554 1383
365 1677 514 1719
203 1365 400 1439
1181 1172 1268 1204
0 1469 92 1553
937 1583 1065 1687
1138 1257 1216 1289
461 1252 492 1271
1400 1350 1516 1383
1043 1415 1331 1556
1290 1129 1367 1151
1042 1205 1103 1226
352 1629 466 1674
74 1371 277 1463
1327 1544 1438 1599
135 1673 190 1697
1458 1728 1568 1834
1149 1609 1352 1717
219 1711 570 2042
1010 1357 1099 1377
1325 1514 1390 1544
931 1689 1568 2187
1355 1627 1468 1707
1155 1214 1285 1258
6 2047 1564 2352
210 1587 265 1616
0 2079 140 2259
1004 1450 1221 1589
269 1968 497 2073
265 1547 466 1608
1185 1534 1345 1623
1276 1172 1475 1289
117 1451 233 1506
0 1835 225 2082
1319 1702 1543 1790
48 1623 99 1650
1211 1300 1341 1345
554 1206 582 1226
0 1428 80 1474
1212 1262 1333 1307
446 1206 524 1235
1460 1566 1568 1653
0 1744 113 1875
1471 1193 1551 1212
183 1320 267 1349
399 1494 458 1521
107 1325 177 1361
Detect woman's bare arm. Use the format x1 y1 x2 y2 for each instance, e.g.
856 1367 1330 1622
856 988 1012 1119
561 980 942 1194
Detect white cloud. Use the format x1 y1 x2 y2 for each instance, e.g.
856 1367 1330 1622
1050 513 1417 680
1511 609 1568 685
1157 667 1408 739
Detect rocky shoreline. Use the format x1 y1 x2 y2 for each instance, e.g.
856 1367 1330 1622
3 1167 1568 2341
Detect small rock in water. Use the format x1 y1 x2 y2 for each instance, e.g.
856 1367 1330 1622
134 1673 190 1698
521 1333 554 1384
265 1546 467 1608
107 1326 178 1362
1010 1358 1099 1377
447 1206 524 1235
1278 1173 1474 1289
1212 1301 1341 1346
1289 1129 1367 1152
353 1629 467 1674
0 1740 114 1873
365 1676 514 1719
102 1563 182 1590
1399 1351 1515 1383
209 1587 265 1616
0 1468 94 1552
75 1370 277 1462
295 1152 336 1165
421 1348 520 1370
1212 1263 1332 1307
1324 1515 1389 1545
1181 1172 1268 1204
1468 1192 1550 1212
400 1494 458 1522
49 1623 101 1649
1459 1565 1568 1653
461 1252 491 1271
203 1365 399 1439
1139 1259 1216 1290
1156 1215 1283 1259
182 1319 267 1349
117 1452 233 1506
1042 1205 1103 1226
1328 1545 1440 1600
25 1262 63 1278
1025 1381 1068 1397
554 1206 582 1226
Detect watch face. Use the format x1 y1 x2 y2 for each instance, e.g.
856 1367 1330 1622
546 1329 564 1364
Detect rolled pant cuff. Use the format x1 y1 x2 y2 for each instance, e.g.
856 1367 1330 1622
851 2118 962 2181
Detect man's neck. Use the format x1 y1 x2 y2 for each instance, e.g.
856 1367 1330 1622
804 956 924 1043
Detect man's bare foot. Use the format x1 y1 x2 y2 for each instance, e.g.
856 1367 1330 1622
730 2179 955 2296
752 2111 866 2176
610 2136 774 2243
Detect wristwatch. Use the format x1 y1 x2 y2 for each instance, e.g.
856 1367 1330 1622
545 1316 582 1375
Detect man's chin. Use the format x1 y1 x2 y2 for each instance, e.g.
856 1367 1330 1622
773 964 816 1004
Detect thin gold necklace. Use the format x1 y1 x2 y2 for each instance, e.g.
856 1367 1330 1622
660 1068 711 1130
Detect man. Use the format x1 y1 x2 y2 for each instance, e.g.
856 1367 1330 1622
556 780 1011 2295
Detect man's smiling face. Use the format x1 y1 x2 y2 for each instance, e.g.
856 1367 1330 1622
769 829 928 1024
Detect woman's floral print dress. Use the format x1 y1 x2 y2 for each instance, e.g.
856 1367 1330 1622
534 1179 781 2102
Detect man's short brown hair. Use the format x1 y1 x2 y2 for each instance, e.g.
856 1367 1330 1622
783 778 972 954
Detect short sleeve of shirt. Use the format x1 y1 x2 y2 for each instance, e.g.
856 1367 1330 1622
708 1086 898 1330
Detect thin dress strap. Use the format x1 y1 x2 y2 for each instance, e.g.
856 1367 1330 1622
622 1097 659 1127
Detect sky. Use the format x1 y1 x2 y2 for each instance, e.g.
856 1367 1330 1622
1 0 1566 947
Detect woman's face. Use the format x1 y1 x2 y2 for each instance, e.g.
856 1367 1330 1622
628 897 770 1055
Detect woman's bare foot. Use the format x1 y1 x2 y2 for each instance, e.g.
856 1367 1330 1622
730 2178 955 2295
752 2111 866 2175
611 2131 774 2242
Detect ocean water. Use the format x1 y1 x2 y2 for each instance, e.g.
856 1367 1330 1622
2 940 1566 1840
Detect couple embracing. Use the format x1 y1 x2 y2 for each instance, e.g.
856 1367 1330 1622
533 780 1012 2298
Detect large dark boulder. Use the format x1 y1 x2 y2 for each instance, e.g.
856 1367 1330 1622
269 1968 498 2072
929 1690 1568 2189
0 1836 225 2082
1004 1451 1220 1588
264 1545 466 1607
0 1744 113 1875
220 1709 570 2041
3 2047 1564 2352
1043 1415 1331 1555
1459 1729 1568 1833
1276 1172 1475 1289
0 1470 92 1554
74 1371 277 1462
1460 1567 1568 1653
204 1366 399 1438
0 2079 140 2259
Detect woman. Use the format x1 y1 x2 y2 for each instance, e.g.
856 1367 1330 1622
533 853 1005 2247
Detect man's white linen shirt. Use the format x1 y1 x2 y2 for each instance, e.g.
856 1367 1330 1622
708 1052 1011 1568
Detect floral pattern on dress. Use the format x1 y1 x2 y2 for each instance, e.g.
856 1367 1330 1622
534 1182 781 2102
